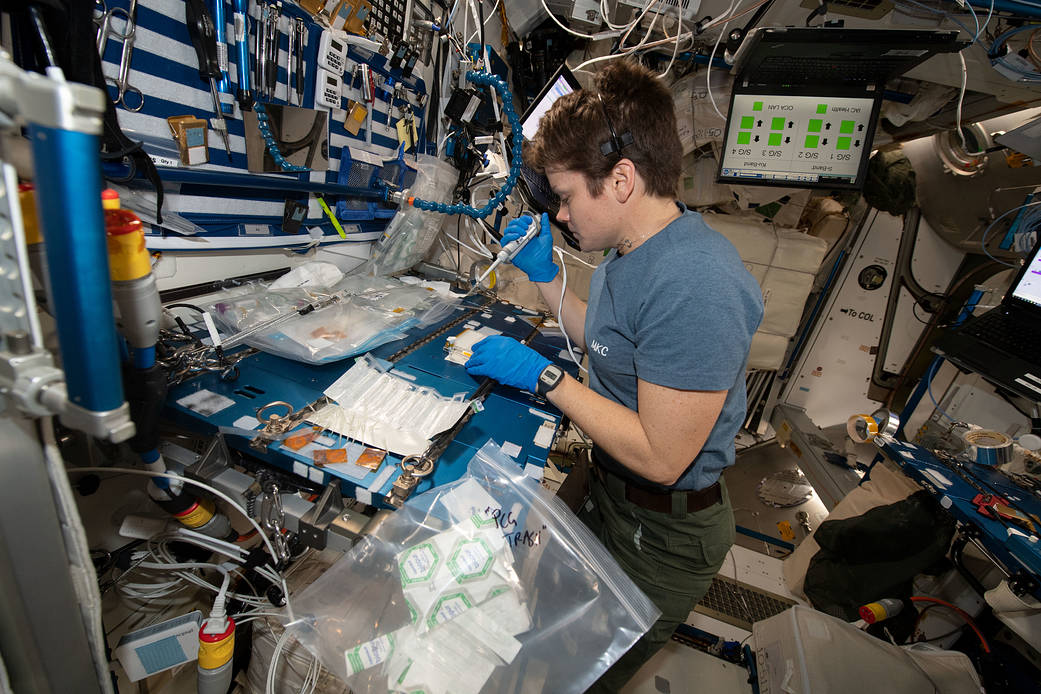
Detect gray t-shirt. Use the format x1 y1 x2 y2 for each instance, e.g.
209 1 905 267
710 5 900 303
584 205 764 491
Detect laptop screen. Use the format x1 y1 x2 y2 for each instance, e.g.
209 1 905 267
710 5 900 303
520 65 582 142
1012 240 1041 308
718 92 878 188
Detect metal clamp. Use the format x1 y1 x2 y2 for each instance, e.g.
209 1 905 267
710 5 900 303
256 400 295 431
259 481 290 564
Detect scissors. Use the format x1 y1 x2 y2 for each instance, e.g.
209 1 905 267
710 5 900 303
94 0 143 112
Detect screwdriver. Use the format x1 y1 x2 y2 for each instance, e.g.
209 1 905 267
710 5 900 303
185 0 233 160
464 216 540 298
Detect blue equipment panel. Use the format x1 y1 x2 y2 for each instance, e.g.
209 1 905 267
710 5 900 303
165 297 575 509
878 438 1041 599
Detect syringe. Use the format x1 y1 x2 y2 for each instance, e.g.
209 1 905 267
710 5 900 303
464 216 540 297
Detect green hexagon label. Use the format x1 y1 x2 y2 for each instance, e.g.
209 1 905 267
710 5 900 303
426 591 472 628
448 537 494 583
398 543 439 586
470 512 497 530
404 597 418 624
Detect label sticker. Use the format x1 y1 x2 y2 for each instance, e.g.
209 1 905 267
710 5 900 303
233 415 261 430
427 592 473 628
345 633 395 675
448 538 494 582
176 390 234 416
399 544 439 585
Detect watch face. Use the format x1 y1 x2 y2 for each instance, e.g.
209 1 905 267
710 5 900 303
539 365 563 394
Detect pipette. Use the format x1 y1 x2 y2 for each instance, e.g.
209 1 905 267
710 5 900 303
464 216 540 298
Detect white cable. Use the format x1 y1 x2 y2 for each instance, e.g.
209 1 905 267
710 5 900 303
601 0 632 30
465 0 500 45
136 559 233 618
658 0 682 78
174 527 248 560
975 0 995 43
466 0 481 44
964 0 980 43
135 541 270 606
69 466 294 620
553 246 588 373
618 0 662 54
955 51 987 155
266 626 295 694
706 0 739 120
572 51 632 72
555 245 599 268
448 223 493 258
466 218 495 258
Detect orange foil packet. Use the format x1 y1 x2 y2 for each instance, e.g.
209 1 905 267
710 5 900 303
283 427 321 450
313 448 348 466
355 447 387 470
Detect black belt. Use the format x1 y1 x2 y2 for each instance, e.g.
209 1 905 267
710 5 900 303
621 479 721 514
594 453 722 514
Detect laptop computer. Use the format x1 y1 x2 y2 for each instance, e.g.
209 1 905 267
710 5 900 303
515 64 582 246
717 28 966 189
933 235 1041 402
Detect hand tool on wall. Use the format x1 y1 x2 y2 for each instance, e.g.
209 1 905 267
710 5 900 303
231 0 253 110
265 2 282 98
254 2 264 96
186 0 234 159
210 0 234 114
286 12 295 104
293 18 305 105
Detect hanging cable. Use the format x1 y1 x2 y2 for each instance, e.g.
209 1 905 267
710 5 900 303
553 247 588 373
658 0 683 78
706 0 739 119
68 466 294 619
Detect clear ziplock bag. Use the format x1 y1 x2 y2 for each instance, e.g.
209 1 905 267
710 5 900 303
208 274 457 364
282 440 660 694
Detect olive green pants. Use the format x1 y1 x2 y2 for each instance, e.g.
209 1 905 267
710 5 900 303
578 474 735 693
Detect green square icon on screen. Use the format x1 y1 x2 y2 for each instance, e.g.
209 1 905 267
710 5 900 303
837 137 851 150
753 101 763 111
808 119 822 133
740 116 754 129
840 120 855 134
817 104 827 114
737 132 751 145
771 117 785 130
768 133 782 146
805 135 819 149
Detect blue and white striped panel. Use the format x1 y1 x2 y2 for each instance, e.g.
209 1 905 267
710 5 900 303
99 0 426 240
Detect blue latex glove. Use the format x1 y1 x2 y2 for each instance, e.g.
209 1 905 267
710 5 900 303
465 335 551 393
503 213 558 283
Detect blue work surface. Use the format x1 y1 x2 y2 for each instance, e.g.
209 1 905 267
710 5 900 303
878 438 1041 598
165 298 570 509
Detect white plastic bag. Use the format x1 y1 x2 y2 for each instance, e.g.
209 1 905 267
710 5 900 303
282 441 660 694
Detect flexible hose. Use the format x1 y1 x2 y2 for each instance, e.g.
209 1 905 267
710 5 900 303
408 71 523 219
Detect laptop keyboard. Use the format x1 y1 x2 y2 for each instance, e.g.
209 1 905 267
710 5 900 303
963 309 1041 360
752 55 895 85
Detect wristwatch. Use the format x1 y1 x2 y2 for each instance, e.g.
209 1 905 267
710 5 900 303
536 364 564 397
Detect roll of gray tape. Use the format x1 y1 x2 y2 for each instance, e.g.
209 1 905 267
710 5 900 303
963 429 1013 467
